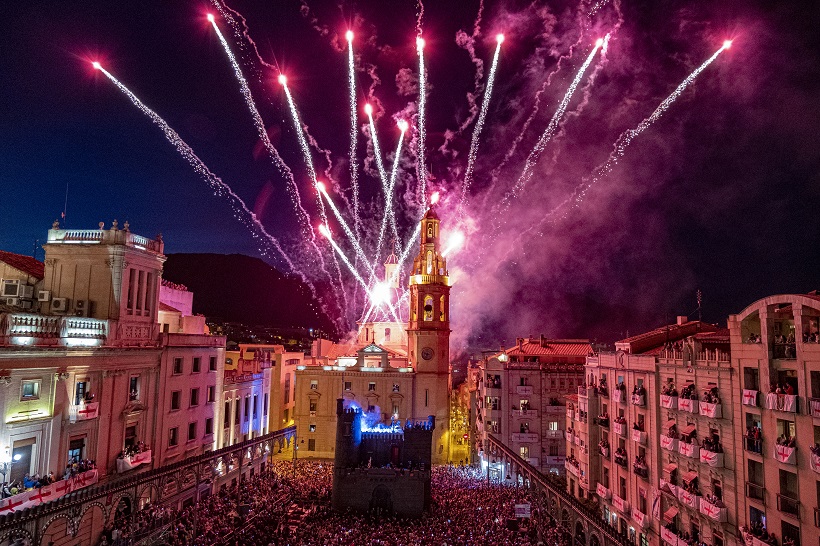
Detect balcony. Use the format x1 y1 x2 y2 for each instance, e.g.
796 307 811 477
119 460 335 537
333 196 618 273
116 449 152 473
544 456 565 465
631 393 646 407
699 449 724 468
511 432 539 443
612 388 625 404
614 453 628 468
765 393 798 413
661 435 678 452
678 488 700 509
743 389 759 407
776 493 800 518
772 342 796 360
0 469 99 513
679 441 699 459
810 397 820 418
612 421 626 436
599 444 610 458
661 527 679 546
746 482 765 503
516 385 534 395
513 409 538 418
596 483 612 500
544 429 564 439
611 494 629 513
811 452 820 474
1 313 111 347
774 445 796 465
633 463 649 480
596 417 610 428
69 401 100 423
745 436 763 455
699 498 728 522
631 507 649 529
632 429 647 445
566 461 580 477
699 402 722 418
678 398 698 413
543 405 565 414
661 395 678 409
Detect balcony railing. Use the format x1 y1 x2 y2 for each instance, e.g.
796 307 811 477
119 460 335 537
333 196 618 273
699 449 724 468
633 465 649 480
745 437 763 455
513 409 539 418
774 445 796 465
765 393 798 413
543 429 564 439
746 482 765 503
772 342 796 360
69 402 100 423
1 313 111 347
776 493 800 518
511 432 539 443
699 498 728 522
516 385 534 395
809 397 820 418
614 454 628 467
0 469 99 513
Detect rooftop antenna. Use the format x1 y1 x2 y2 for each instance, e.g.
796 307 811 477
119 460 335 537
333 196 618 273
32 239 39 260
697 290 703 322
61 181 69 228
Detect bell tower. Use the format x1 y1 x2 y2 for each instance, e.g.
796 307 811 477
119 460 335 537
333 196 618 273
407 207 451 463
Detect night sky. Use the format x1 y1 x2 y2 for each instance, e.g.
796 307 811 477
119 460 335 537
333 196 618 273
2 1 819 349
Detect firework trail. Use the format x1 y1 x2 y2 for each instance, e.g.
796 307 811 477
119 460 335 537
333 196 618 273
587 0 611 18
208 17 328 261
361 221 420 325
536 42 732 229
321 225 401 323
366 105 390 188
415 0 425 37
502 37 607 206
458 34 504 213
92 64 337 316
416 37 428 208
317 182 374 278
375 121 408 265
346 31 361 239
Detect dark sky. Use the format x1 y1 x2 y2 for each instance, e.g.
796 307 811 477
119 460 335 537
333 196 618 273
2 1 819 348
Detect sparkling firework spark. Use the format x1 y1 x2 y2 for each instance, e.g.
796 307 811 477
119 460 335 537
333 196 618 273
416 36 428 209
346 30 361 238
458 34 504 214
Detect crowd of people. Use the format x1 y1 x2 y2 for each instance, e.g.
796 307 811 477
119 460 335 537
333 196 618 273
118 441 150 460
661 383 679 397
742 522 778 546
701 387 721 405
680 384 698 400
769 382 795 396
97 460 572 545
1 459 96 500
745 425 763 453
701 436 723 454
776 435 796 448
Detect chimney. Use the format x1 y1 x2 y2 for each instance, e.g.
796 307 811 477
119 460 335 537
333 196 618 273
540 334 546 347
517 338 524 351
676 315 688 325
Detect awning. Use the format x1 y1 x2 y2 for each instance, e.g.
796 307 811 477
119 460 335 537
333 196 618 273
682 471 699 484
681 424 697 436
663 463 678 474
663 507 679 523
665 420 677 430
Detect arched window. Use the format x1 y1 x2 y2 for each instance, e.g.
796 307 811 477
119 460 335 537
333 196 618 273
384 328 391 342
439 295 446 321
423 295 434 321
426 250 433 274
427 223 433 238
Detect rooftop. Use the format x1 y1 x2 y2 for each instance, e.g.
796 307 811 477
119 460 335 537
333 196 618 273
501 338 592 358
0 250 44 280
616 320 719 354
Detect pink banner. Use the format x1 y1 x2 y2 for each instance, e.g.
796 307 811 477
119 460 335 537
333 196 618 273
661 528 678 545
679 442 699 458
699 402 722 418
699 450 724 467
678 398 698 413
774 445 796 464
0 469 98 513
596 483 611 499
742 389 758 407
660 395 678 409
116 449 152 473
660 435 678 452
699 498 727 522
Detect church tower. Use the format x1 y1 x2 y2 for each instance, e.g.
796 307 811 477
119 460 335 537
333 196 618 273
407 207 451 464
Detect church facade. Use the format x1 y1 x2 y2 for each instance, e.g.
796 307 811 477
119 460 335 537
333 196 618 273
294 208 452 464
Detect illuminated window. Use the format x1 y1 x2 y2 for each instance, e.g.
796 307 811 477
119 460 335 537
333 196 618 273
21 379 40 401
439 295 446 321
520 446 529 458
384 328 391 342
310 380 318 390
169 427 178 447
427 223 433 238
424 295 434 321
426 250 433 274
309 424 316 432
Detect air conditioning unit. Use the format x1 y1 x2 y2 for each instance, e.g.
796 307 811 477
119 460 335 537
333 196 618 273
51 297 69 313
5 297 20 306
1 280 20 297
19 300 32 310
18 285 33 299
75 299 88 316
37 290 51 302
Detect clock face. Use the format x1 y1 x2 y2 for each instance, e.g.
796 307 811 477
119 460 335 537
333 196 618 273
421 347 434 361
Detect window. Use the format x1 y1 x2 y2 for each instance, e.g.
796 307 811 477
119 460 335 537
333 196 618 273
129 376 140 401
234 400 240 424
384 328 391 342
309 424 316 432
224 401 230 428
205 418 213 435
309 400 317 413
68 438 85 463
125 425 137 447
263 394 269 416
209 356 217 372
310 380 318 390
393 383 400 392
745 367 760 391
253 395 258 419
423 295 434 321
344 381 352 391
190 388 200 407
392 402 400 416
173 358 183 374
284 377 291 404
244 397 250 422
439 295 445 321
169 427 178 447
549 444 559 456
207 386 215 403
171 391 181 410
425 389 429 407
520 446 529 458
74 381 88 405
192 357 201 373
188 422 197 442
369 382 376 391
308 439 316 451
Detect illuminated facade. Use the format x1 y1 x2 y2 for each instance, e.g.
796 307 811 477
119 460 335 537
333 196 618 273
294 208 452 464
474 337 590 479
0 221 225 492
